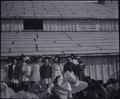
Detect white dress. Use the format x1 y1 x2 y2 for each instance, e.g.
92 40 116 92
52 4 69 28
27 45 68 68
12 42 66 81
52 63 63 81
22 64 32 81
31 64 40 82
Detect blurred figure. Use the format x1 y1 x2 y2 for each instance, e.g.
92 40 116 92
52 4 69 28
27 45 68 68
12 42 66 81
70 53 79 64
52 75 72 99
4 57 13 82
1 69 15 98
84 76 108 99
8 58 21 84
76 57 85 80
22 57 32 82
31 57 41 83
21 57 32 91
63 56 75 74
52 55 64 81
40 57 52 94
106 78 119 99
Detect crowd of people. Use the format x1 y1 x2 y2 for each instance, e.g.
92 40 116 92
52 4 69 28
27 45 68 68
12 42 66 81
1 54 119 99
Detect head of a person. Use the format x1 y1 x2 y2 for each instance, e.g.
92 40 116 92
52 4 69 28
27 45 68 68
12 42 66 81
108 78 116 84
38 56 43 62
54 76 61 85
30 56 36 63
67 56 73 63
70 53 76 59
54 55 61 63
43 57 49 66
7 57 13 64
25 56 31 64
84 76 91 83
19 54 25 61
12 58 17 65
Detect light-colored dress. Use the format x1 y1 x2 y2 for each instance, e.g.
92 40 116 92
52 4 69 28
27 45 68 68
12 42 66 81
22 64 32 81
31 64 40 82
52 63 63 81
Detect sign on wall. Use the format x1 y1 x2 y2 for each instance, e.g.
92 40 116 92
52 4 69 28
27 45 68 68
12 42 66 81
77 20 99 31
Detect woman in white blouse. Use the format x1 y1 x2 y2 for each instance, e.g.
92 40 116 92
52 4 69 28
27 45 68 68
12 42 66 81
52 55 64 81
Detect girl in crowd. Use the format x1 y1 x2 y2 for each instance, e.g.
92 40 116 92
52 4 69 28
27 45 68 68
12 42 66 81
52 55 64 81
21 57 32 90
31 57 41 83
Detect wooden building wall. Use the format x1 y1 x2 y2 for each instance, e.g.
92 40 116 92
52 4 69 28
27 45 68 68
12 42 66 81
1 19 119 32
82 55 119 83
44 19 119 32
1 55 119 83
1 19 23 31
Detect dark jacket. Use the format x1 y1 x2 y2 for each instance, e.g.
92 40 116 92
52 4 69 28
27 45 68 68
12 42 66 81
8 63 22 81
40 65 52 78
64 62 75 73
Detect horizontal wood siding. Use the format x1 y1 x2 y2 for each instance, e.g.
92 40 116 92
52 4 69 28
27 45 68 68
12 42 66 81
44 19 118 32
1 19 23 31
82 55 119 83
1 19 119 32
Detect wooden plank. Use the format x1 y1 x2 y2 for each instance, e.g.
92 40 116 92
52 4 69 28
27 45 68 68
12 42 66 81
98 45 119 50
21 20 23 31
14 19 18 31
108 57 114 78
95 57 102 80
62 46 99 51
116 20 118 31
6 19 10 31
1 48 9 53
1 20 5 31
84 58 90 77
1 44 35 48
1 51 63 57
37 43 77 47
38 47 62 52
54 20 58 31
89 58 94 79
113 57 117 78
72 20 76 31
63 49 119 55
11 47 36 52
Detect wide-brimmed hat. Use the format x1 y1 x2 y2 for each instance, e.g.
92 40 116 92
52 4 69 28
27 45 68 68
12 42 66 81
70 80 88 94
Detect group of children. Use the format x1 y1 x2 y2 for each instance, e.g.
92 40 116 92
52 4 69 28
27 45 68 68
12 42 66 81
2 54 88 99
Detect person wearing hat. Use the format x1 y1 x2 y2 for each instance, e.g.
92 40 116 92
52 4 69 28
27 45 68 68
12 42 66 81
21 57 32 90
52 70 88 99
52 75 72 99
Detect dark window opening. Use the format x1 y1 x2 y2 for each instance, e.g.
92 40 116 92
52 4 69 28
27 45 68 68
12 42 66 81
24 19 43 30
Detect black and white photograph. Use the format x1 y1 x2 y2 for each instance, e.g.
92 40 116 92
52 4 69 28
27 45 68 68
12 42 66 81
1 0 119 99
